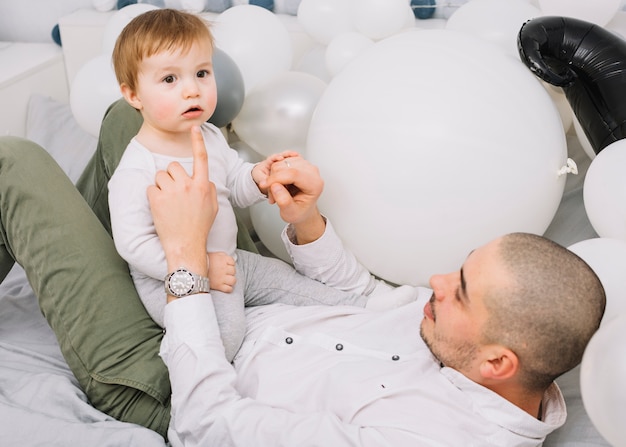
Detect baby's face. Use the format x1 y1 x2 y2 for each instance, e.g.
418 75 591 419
133 39 217 134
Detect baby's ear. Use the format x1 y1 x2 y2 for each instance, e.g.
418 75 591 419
479 345 519 381
120 84 142 111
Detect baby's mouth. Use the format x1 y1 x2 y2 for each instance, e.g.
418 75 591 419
182 106 204 118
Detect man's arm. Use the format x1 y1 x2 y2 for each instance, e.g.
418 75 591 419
147 126 214 295
263 156 378 295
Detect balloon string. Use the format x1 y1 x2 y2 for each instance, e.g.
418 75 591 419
557 158 578 177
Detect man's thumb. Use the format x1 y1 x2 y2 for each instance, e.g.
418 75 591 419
270 183 290 205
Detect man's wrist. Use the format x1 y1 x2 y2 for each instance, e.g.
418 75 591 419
164 267 210 302
293 211 326 245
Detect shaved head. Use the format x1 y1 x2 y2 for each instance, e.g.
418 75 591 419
481 233 605 391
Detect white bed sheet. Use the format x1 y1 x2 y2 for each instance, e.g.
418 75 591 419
0 95 610 446
0 265 166 446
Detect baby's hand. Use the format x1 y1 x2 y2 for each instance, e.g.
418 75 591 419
208 252 236 293
252 150 300 194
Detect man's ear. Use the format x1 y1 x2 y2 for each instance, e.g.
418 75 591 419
479 345 519 381
120 84 142 111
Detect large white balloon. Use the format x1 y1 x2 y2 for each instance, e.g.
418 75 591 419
212 5 292 93
101 3 161 56
297 0 356 45
538 0 621 26
568 238 626 326
307 29 567 286
232 71 327 157
583 140 626 240
580 312 626 447
446 0 542 57
70 54 122 137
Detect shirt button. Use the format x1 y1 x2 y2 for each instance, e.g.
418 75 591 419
285 337 293 344
335 343 344 351
392 355 400 361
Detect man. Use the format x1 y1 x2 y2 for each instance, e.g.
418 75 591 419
150 126 606 446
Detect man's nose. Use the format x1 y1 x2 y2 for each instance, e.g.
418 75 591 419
429 272 454 301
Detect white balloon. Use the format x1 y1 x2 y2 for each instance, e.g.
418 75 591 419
249 201 291 263
573 114 595 160
101 3 161 56
569 238 626 326
307 29 567 286
93 0 116 12
70 54 122 137
213 5 292 93
294 44 332 83
297 0 356 45
231 139 264 164
580 312 626 447
232 71 326 157
538 0 621 26
583 140 626 240
353 0 411 40
325 31 374 77
446 0 542 57
542 82 573 134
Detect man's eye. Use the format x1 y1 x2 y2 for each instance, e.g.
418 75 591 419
163 75 175 83
197 70 209 78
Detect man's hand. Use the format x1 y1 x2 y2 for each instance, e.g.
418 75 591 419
148 126 216 278
261 156 326 245
251 150 300 195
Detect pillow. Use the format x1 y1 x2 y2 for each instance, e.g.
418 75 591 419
26 94 97 184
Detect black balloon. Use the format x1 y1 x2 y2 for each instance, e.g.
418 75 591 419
209 48 245 129
518 16 626 154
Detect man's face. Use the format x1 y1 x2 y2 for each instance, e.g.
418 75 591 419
420 240 506 380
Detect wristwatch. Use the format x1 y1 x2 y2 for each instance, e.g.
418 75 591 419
164 268 210 298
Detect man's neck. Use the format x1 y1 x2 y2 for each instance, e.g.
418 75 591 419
489 382 545 418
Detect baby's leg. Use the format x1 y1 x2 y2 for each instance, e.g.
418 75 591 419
236 250 368 308
211 284 246 362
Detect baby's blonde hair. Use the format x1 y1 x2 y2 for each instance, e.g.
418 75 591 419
112 8 214 92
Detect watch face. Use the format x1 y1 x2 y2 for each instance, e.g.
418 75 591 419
167 269 195 297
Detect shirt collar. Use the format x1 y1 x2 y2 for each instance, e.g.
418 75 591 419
440 367 567 440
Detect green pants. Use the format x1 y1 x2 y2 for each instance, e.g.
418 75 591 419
0 135 172 436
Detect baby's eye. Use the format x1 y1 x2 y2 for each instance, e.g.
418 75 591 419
163 75 176 84
197 69 210 78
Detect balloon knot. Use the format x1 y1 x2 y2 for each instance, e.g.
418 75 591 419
557 158 578 177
